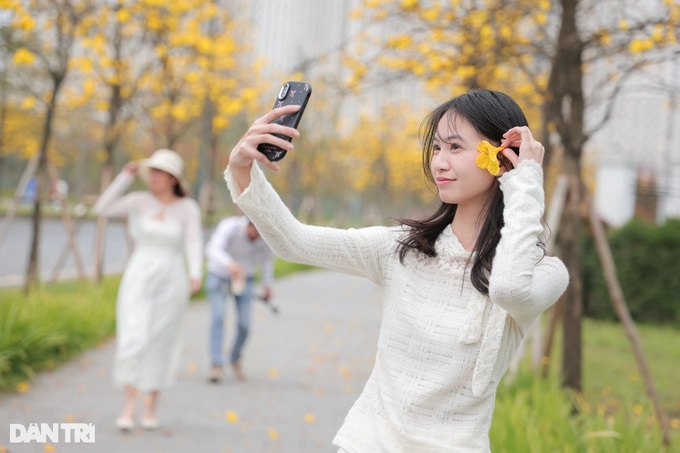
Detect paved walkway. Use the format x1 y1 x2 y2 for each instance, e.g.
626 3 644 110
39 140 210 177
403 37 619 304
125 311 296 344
0 270 383 453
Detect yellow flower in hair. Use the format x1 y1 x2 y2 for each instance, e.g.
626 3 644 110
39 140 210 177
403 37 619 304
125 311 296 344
476 140 504 176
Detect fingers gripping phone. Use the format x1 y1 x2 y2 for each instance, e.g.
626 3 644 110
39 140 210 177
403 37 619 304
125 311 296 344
257 81 312 162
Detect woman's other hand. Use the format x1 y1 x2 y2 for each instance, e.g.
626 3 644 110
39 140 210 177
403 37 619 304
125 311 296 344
499 126 545 169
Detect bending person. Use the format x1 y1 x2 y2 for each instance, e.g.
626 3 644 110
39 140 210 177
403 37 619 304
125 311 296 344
205 216 274 383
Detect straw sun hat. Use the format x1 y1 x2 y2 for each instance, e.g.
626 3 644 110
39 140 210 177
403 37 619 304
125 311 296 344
138 149 190 196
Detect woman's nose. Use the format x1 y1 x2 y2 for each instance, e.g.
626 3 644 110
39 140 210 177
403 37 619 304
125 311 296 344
432 153 449 171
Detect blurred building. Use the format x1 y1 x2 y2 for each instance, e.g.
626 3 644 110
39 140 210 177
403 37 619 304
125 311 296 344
588 60 680 226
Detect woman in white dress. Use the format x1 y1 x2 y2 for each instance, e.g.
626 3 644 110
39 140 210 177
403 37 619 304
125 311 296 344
94 149 203 431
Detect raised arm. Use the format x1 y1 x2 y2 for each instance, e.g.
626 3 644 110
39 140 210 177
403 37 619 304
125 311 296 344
93 164 138 218
225 106 387 286
488 159 569 325
225 163 387 286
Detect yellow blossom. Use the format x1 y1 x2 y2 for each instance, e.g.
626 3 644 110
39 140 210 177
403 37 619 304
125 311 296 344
13 48 35 66
16 381 30 393
476 140 503 175
116 9 131 23
400 0 418 11
14 14 35 31
225 410 239 423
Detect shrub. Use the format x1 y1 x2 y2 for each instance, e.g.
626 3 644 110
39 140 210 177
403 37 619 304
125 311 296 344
582 218 680 324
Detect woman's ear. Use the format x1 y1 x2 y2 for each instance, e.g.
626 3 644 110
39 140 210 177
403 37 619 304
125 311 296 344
496 153 514 177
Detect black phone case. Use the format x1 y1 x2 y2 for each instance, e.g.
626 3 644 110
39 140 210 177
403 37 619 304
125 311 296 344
257 81 312 162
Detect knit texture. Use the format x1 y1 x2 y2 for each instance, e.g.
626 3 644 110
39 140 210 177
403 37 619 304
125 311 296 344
224 160 569 453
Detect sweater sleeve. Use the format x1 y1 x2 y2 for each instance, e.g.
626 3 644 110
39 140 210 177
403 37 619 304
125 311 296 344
183 199 204 281
92 171 138 218
224 163 387 287
488 160 569 326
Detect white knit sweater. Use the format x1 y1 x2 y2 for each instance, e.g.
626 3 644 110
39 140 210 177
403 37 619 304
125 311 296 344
225 160 569 453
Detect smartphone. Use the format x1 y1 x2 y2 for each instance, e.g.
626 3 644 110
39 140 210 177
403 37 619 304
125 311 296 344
257 81 312 162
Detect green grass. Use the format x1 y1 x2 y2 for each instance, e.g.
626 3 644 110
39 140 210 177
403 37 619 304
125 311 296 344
499 317 680 451
273 258 316 277
492 367 676 452
0 277 119 392
583 319 680 419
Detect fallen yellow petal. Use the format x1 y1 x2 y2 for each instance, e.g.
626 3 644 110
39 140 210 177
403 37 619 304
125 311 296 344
267 368 280 378
304 413 316 424
16 382 29 393
43 445 56 452
64 415 76 423
225 410 239 423
268 429 280 440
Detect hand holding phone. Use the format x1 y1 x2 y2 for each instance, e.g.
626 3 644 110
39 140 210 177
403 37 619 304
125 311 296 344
257 81 312 161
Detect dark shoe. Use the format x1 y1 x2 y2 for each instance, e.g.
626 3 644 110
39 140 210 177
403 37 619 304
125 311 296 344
231 360 245 381
208 365 222 383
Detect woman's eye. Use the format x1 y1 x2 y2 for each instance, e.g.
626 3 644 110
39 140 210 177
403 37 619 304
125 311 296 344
433 145 441 154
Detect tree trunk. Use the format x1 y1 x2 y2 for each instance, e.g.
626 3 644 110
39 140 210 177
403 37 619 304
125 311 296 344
196 96 215 203
548 0 586 392
93 164 113 282
93 77 122 282
560 160 583 392
25 89 60 292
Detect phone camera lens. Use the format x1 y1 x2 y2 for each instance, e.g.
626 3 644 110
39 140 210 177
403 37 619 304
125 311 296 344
277 83 290 101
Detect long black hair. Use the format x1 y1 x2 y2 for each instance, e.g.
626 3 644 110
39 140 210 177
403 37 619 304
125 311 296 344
396 89 530 295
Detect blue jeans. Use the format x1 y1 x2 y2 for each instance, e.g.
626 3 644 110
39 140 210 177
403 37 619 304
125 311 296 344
206 272 254 367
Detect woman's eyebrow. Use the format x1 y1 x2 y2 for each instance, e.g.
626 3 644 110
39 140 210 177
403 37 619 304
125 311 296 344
435 133 467 144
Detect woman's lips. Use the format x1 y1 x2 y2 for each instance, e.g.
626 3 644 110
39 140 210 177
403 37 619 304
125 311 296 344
435 177 455 186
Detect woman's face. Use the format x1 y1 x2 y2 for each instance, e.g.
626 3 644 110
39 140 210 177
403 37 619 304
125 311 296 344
147 167 177 195
430 112 499 207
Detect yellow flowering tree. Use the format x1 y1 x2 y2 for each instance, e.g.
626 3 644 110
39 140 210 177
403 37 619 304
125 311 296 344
135 0 264 210
349 0 680 404
4 0 96 291
70 0 156 281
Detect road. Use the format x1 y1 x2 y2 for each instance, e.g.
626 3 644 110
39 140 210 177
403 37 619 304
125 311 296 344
0 216 131 287
0 270 383 453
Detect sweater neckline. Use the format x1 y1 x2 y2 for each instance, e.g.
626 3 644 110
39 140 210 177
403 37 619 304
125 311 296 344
438 224 469 257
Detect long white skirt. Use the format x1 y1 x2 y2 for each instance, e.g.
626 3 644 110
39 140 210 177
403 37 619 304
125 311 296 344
113 248 189 392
